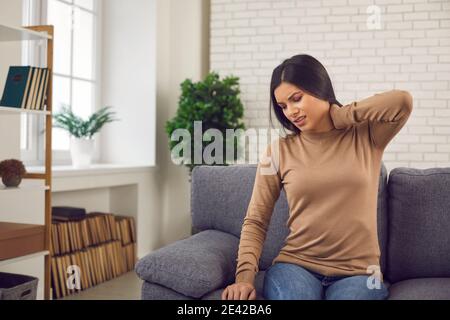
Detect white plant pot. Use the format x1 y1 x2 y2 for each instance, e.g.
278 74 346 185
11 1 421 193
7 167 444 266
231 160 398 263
70 137 94 168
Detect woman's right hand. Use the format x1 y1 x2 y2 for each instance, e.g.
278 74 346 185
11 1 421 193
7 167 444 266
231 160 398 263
221 282 256 300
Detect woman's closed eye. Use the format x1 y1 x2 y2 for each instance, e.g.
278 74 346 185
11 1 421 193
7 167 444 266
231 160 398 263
279 96 302 109
294 96 302 103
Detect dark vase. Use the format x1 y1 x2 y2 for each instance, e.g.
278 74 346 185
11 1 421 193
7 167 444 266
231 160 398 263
2 175 22 187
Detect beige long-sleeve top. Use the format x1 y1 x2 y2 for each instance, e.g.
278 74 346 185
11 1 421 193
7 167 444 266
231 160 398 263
235 90 413 285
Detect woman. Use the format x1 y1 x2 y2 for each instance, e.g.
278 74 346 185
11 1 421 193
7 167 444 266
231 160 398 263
221 54 413 300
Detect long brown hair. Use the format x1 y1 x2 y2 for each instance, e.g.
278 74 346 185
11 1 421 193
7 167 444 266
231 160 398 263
269 54 342 136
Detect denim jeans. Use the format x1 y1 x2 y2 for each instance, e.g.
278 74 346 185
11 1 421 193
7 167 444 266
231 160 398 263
263 262 389 300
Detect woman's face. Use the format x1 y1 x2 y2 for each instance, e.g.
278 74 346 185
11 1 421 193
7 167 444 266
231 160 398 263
274 81 333 132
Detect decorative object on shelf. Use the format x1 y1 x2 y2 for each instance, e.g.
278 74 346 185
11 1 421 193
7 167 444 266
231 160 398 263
0 159 26 187
52 104 119 168
165 71 246 180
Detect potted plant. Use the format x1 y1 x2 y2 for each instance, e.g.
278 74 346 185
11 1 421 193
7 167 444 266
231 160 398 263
165 71 246 180
0 159 26 187
52 105 119 168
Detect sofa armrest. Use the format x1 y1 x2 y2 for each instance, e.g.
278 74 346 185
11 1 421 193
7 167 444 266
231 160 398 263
135 229 239 298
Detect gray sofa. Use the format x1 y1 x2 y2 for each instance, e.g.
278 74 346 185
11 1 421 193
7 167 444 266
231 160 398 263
135 162 450 300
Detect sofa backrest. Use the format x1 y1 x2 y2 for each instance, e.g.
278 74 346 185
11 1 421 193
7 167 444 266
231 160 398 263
191 163 388 274
386 167 450 283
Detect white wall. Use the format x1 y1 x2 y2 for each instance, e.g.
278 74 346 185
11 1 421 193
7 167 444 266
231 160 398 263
210 0 450 173
155 0 210 245
0 0 22 160
100 0 156 166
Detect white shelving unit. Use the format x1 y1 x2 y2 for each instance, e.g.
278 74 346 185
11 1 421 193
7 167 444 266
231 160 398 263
0 179 50 192
0 106 51 115
0 23 52 42
0 251 50 267
0 23 53 300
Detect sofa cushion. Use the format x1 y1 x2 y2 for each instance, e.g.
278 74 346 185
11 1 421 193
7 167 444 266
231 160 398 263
191 164 264 238
141 281 195 300
135 229 239 298
386 167 450 282
201 270 267 300
388 278 450 300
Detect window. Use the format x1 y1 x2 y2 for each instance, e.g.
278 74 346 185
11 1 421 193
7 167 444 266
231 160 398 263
21 0 100 165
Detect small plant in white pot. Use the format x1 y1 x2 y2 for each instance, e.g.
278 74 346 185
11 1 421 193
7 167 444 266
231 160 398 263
53 105 119 168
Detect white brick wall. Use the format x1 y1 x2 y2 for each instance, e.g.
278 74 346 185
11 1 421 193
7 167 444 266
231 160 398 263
210 0 450 172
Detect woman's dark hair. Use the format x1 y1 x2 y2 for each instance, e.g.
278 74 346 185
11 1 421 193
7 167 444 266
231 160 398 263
269 54 342 135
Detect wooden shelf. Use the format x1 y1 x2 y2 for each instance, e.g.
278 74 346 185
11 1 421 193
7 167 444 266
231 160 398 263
0 106 51 115
0 24 52 42
0 222 46 261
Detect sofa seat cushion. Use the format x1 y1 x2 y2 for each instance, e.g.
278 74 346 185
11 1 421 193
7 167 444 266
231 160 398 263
388 278 450 300
141 281 195 300
135 229 239 298
201 270 267 300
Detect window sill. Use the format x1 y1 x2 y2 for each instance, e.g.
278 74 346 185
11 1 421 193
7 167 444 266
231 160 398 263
27 163 158 178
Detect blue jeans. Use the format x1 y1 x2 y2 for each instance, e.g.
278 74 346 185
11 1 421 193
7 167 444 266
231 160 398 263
263 262 389 300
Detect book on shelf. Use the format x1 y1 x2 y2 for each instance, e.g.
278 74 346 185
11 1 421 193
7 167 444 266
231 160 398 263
35 68 49 110
0 66 49 111
52 206 87 222
49 211 137 299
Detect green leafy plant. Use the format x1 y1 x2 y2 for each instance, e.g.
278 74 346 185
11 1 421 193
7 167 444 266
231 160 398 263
165 71 246 174
53 104 119 139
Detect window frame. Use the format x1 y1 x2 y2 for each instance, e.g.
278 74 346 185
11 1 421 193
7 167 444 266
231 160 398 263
20 0 43 165
21 0 102 166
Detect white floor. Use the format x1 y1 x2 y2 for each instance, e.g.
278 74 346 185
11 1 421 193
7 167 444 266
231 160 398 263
59 271 143 300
